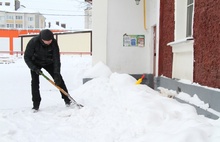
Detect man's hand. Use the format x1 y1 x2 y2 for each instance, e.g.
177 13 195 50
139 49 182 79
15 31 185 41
54 73 62 86
34 69 42 75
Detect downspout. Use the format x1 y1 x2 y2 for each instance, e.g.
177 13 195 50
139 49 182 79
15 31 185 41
143 0 147 30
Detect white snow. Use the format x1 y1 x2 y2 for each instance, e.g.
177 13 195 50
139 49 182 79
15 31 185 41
83 61 112 78
1 55 220 142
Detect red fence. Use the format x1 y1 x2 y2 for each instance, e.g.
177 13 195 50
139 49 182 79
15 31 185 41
0 51 92 57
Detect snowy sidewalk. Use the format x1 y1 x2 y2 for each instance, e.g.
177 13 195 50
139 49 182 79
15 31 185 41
0 55 220 142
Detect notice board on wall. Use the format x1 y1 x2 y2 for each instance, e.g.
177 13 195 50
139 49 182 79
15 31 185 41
123 34 145 47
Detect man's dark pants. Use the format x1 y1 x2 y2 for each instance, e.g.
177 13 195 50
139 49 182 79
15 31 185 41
30 64 70 108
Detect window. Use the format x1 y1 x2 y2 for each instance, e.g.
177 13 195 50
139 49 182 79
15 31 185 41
16 15 23 20
186 0 194 37
5 2 10 6
28 25 34 28
16 24 23 28
6 15 14 20
7 24 14 28
168 0 194 81
28 17 34 21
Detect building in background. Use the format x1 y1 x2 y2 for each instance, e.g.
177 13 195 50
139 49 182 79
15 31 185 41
0 0 20 11
0 10 46 29
0 0 46 29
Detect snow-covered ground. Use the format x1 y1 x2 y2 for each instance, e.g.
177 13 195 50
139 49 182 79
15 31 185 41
0 55 220 142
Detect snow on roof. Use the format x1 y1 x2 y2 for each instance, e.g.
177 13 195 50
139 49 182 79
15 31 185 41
1 7 41 14
15 6 41 14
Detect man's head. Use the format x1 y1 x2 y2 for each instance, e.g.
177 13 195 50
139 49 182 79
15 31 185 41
40 29 54 45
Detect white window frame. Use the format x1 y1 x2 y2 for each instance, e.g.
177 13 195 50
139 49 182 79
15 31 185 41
174 0 194 40
167 0 195 81
186 0 194 37
6 15 14 20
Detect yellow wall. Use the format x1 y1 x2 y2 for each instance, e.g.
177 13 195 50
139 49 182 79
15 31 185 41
22 31 92 53
58 33 91 52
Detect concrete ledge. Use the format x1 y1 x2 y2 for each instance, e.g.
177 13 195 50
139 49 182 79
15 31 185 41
83 74 154 88
175 97 219 119
155 76 220 119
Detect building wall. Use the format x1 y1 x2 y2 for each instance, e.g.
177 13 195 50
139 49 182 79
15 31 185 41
159 0 219 88
107 0 147 74
158 0 174 77
92 0 108 65
57 32 91 53
92 0 159 74
193 0 220 88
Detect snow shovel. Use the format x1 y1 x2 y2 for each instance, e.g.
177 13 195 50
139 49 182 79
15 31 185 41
40 72 83 108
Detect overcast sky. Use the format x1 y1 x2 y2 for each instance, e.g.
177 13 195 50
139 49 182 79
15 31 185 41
19 0 87 29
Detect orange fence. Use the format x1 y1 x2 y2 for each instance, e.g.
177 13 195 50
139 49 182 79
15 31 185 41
0 29 66 55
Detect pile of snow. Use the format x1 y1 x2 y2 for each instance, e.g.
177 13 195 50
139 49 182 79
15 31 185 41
158 87 220 118
83 61 112 78
1 55 220 142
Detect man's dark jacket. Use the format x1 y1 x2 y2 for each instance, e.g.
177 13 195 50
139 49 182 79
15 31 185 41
24 35 61 74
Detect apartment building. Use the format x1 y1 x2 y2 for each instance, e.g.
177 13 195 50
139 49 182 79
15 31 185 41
0 0 46 29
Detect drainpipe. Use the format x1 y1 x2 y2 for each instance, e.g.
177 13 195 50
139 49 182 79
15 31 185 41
143 0 147 30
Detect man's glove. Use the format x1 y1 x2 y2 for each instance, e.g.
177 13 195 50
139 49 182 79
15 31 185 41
54 73 62 86
34 69 42 75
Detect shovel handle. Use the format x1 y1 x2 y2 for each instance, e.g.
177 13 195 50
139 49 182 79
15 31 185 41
40 72 77 103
